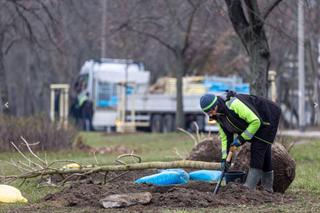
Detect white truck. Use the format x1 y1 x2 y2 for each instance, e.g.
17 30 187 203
75 59 249 132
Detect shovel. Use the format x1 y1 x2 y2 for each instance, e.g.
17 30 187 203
213 146 236 195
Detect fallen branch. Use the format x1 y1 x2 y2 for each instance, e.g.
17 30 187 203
2 160 221 181
20 136 46 165
10 141 44 169
2 137 222 184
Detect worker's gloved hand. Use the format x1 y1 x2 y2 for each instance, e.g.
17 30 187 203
231 136 245 147
221 160 231 172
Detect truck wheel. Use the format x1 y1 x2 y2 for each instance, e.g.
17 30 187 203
162 114 175 133
196 115 205 131
151 114 162 133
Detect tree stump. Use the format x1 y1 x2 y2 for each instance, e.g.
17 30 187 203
187 138 296 193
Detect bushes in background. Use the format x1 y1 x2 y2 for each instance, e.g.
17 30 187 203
0 115 77 151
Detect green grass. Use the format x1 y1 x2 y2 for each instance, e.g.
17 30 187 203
80 132 194 162
289 141 320 194
0 132 319 212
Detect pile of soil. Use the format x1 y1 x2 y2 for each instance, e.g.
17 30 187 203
39 170 292 211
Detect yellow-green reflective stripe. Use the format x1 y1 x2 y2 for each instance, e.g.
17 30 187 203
254 136 273 144
203 96 217 111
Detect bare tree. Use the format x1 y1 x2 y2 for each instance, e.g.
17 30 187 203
117 0 223 128
0 0 57 113
224 0 284 97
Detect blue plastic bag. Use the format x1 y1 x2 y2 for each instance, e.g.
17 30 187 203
189 170 222 183
135 170 189 186
158 169 189 182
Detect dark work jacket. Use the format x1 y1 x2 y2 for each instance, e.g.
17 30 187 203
212 94 281 144
81 100 94 120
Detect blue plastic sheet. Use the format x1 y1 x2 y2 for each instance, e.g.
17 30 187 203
135 169 189 186
189 170 222 183
159 169 190 182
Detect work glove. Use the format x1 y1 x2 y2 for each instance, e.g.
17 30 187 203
231 136 246 147
221 159 231 172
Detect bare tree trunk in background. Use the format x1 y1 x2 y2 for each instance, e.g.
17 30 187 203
224 0 283 97
175 51 185 129
306 39 319 125
247 33 270 97
0 36 8 113
101 0 107 58
24 43 32 115
317 40 320 126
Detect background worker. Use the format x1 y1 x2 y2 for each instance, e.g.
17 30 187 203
200 91 281 192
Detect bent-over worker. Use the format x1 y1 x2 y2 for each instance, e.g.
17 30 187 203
200 91 281 192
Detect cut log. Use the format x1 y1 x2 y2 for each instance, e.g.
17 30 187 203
187 138 296 193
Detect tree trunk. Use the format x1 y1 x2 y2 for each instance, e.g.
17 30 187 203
224 0 270 97
247 36 270 97
175 53 185 129
0 36 8 113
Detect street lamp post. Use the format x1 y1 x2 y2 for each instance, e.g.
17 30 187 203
298 0 305 130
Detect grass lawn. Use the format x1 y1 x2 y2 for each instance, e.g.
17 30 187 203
0 132 319 212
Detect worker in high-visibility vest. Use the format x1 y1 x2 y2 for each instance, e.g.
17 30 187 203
200 91 281 192
77 92 94 131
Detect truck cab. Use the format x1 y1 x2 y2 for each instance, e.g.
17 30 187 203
74 59 150 130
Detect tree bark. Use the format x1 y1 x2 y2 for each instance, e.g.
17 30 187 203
175 52 185 129
224 0 271 97
0 35 8 113
247 34 270 97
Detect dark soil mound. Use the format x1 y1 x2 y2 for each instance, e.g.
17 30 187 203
41 170 291 211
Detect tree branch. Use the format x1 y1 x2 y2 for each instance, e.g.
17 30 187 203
262 0 284 20
181 0 202 56
224 0 249 30
3 160 221 180
12 2 35 43
244 0 262 25
224 0 250 53
126 25 177 54
164 0 185 31
7 0 62 52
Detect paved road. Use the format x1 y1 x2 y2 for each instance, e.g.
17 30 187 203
278 129 320 139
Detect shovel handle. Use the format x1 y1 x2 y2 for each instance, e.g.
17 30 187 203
226 145 237 162
214 146 237 195
226 149 233 162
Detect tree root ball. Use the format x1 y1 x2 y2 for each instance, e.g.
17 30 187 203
187 138 296 193
186 136 221 162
